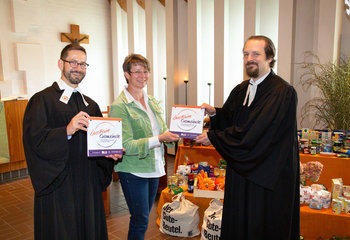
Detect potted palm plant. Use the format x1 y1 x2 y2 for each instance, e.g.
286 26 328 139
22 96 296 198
299 52 350 131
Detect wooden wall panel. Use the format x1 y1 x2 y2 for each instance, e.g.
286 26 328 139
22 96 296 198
0 99 28 172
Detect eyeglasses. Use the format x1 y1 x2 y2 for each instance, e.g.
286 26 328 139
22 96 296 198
129 71 150 75
61 59 89 69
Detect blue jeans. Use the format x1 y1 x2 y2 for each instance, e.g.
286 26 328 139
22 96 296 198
118 172 159 240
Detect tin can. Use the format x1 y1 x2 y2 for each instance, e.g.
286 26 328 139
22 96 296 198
310 146 316 155
300 139 308 153
214 168 221 177
219 168 226 177
311 140 322 154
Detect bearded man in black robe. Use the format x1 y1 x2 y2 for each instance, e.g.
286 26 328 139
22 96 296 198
196 35 300 240
23 44 121 240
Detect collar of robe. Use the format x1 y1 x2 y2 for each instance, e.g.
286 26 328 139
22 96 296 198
57 79 89 106
242 70 270 107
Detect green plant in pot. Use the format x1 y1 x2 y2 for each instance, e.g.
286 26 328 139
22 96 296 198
299 52 350 131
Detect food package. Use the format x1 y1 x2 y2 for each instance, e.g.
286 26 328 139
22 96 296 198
331 178 343 199
198 164 210 176
300 185 312 204
332 199 342 214
320 190 331 208
311 184 326 191
337 197 347 211
309 191 323 210
178 165 192 175
345 199 350 214
168 185 184 195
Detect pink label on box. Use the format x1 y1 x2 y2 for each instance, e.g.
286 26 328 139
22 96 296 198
87 117 123 157
169 105 204 139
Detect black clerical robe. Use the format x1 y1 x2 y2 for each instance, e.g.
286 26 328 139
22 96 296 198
23 82 114 240
207 71 300 240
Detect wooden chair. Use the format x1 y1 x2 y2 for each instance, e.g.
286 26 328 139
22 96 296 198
101 106 110 118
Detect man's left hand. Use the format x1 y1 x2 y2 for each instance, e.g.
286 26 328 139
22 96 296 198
195 132 212 146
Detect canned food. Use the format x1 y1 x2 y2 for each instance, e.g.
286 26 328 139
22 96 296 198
214 168 221 177
219 168 226 177
300 139 308 153
310 146 316 155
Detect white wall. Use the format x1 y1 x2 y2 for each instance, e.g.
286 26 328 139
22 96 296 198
151 0 167 113
197 0 214 106
0 0 113 111
225 0 244 101
111 0 128 98
176 0 188 106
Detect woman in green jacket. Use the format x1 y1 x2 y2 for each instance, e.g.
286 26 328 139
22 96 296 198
109 54 179 240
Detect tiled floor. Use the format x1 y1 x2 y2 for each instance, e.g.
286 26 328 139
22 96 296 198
0 155 201 240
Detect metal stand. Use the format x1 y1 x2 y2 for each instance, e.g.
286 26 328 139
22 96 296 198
184 79 188 105
163 77 167 123
208 82 212 105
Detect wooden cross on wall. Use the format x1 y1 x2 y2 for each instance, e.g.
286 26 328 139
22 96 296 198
61 24 89 44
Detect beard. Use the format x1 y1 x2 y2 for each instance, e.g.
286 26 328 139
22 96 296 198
245 61 259 78
63 65 85 85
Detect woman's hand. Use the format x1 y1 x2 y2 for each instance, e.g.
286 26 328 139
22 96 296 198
158 131 180 143
105 154 123 161
105 148 125 161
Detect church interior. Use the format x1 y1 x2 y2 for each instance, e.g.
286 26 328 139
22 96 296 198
1 0 350 239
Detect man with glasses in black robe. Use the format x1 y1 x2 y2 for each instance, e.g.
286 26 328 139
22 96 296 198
23 43 121 240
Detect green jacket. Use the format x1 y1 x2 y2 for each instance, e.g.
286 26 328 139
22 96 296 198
109 91 174 173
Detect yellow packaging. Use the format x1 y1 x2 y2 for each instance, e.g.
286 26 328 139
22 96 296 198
168 185 183 195
345 199 350 214
168 175 178 187
337 197 346 211
331 178 343 199
332 199 342 214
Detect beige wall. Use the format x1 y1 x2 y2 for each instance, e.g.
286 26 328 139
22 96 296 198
292 0 349 128
0 0 113 110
